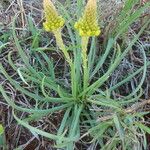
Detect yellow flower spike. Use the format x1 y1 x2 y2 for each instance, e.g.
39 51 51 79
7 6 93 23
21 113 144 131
74 0 101 37
43 0 65 31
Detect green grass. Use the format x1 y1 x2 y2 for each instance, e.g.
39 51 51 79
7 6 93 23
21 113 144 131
0 0 150 149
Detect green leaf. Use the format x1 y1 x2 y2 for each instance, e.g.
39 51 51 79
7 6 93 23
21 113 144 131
89 121 112 141
113 114 124 142
90 38 114 79
0 42 9 53
136 122 150 134
0 125 4 135
13 111 77 142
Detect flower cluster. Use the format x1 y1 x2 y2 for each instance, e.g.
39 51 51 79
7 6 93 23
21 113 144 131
43 0 65 31
74 0 100 37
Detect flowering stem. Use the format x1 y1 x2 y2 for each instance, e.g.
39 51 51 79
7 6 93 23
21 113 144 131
81 36 89 97
53 29 72 65
53 29 77 98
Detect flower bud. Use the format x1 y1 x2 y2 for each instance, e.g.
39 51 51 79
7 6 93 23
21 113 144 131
43 0 65 32
74 0 100 36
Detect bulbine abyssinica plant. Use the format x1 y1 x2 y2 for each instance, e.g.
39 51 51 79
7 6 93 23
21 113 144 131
0 0 150 149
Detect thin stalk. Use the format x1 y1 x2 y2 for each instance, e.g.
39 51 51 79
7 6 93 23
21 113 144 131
81 36 89 97
53 29 77 98
53 29 72 65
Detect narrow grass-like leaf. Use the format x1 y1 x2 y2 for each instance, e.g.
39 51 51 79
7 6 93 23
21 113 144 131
90 38 114 79
0 125 4 135
67 104 83 149
136 122 150 134
0 42 9 52
13 110 76 142
115 2 150 37
40 51 55 80
87 99 120 109
17 68 29 85
56 107 72 145
8 51 18 71
0 85 72 114
122 42 147 100
113 114 124 142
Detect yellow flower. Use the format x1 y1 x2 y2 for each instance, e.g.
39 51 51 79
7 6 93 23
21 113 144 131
43 0 65 32
74 0 100 37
